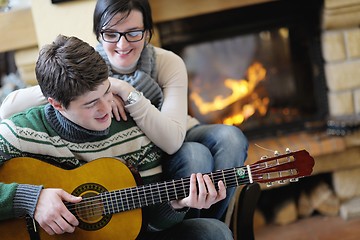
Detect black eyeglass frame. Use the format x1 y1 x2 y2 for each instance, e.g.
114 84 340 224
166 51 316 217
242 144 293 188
100 30 146 43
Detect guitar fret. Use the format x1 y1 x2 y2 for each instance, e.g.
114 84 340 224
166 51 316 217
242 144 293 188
149 184 155 204
113 191 120 213
108 192 114 214
131 188 136 209
212 171 220 190
164 182 170 201
233 168 239 186
107 193 112 215
103 193 109 215
181 178 186 198
157 183 162 203
221 170 227 188
142 186 148 206
100 194 107 215
172 180 177 199
119 190 125 212
139 188 145 208
136 187 142 208
112 191 118 213
124 188 130 211
167 181 175 200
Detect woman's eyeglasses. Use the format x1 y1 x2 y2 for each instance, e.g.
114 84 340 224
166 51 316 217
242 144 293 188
100 30 145 43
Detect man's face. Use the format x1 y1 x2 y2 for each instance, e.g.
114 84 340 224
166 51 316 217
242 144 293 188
54 80 113 131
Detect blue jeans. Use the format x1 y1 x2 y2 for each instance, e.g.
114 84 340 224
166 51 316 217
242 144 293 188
162 124 248 219
141 218 233 240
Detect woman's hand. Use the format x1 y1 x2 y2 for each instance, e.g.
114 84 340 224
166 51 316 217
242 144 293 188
170 173 226 210
34 188 82 235
111 94 127 121
108 77 135 101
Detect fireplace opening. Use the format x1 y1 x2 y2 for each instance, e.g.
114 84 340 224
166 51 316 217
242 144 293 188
156 0 327 139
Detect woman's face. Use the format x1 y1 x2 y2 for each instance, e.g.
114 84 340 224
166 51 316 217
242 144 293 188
101 10 146 72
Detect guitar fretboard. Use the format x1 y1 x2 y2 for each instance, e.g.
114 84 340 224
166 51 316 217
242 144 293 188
100 166 250 215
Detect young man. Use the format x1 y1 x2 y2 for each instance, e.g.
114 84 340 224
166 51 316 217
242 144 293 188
0 35 233 239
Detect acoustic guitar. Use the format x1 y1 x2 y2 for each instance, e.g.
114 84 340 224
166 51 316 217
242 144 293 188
0 149 314 239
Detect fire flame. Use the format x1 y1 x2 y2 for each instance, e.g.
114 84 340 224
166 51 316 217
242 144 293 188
190 62 269 125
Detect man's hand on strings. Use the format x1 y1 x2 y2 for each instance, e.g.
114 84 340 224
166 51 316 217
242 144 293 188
170 173 226 210
34 188 82 235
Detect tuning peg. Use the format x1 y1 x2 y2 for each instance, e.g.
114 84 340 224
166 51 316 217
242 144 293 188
290 178 299 182
285 148 291 153
266 182 274 187
278 180 288 184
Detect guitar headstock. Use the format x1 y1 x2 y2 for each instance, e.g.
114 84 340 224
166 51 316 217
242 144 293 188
249 149 315 187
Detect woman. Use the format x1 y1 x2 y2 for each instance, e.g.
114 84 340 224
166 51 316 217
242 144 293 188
0 0 248 220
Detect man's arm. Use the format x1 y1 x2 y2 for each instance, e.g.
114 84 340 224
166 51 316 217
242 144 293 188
0 182 18 220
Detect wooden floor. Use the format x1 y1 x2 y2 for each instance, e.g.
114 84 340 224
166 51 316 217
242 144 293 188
254 215 360 240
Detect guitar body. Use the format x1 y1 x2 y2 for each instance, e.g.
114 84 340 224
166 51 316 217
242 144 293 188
0 157 142 240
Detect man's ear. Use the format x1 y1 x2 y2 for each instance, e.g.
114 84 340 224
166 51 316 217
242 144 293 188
48 97 64 111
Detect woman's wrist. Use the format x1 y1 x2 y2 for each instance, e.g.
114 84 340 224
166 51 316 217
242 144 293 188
108 77 134 100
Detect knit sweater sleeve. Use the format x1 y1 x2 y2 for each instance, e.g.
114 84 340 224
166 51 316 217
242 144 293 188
0 118 44 220
0 182 18 220
13 184 43 218
0 85 47 119
0 183 42 220
126 47 197 155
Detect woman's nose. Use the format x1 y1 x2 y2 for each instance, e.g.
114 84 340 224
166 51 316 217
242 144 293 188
116 36 129 48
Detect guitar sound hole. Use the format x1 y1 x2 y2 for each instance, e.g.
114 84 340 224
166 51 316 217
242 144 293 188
71 183 112 231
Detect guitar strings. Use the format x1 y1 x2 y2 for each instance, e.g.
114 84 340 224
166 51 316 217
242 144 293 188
69 150 295 210
64 169 254 213
64 158 296 219
64 160 295 219
64 160 289 215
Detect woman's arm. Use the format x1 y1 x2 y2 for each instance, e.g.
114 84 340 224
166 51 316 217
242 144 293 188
123 48 189 154
0 86 47 119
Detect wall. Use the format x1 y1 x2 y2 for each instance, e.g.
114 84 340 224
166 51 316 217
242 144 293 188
321 0 360 116
31 0 97 48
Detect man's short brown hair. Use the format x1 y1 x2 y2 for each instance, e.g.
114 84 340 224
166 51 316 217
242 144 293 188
35 35 109 109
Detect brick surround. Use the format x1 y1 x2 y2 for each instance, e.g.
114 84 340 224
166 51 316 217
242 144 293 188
321 0 360 116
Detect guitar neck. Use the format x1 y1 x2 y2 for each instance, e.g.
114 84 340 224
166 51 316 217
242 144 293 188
98 166 251 215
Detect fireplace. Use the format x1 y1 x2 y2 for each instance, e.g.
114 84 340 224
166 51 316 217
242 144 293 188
155 0 327 139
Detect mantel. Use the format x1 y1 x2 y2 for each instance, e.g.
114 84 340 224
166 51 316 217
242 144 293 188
149 0 274 23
